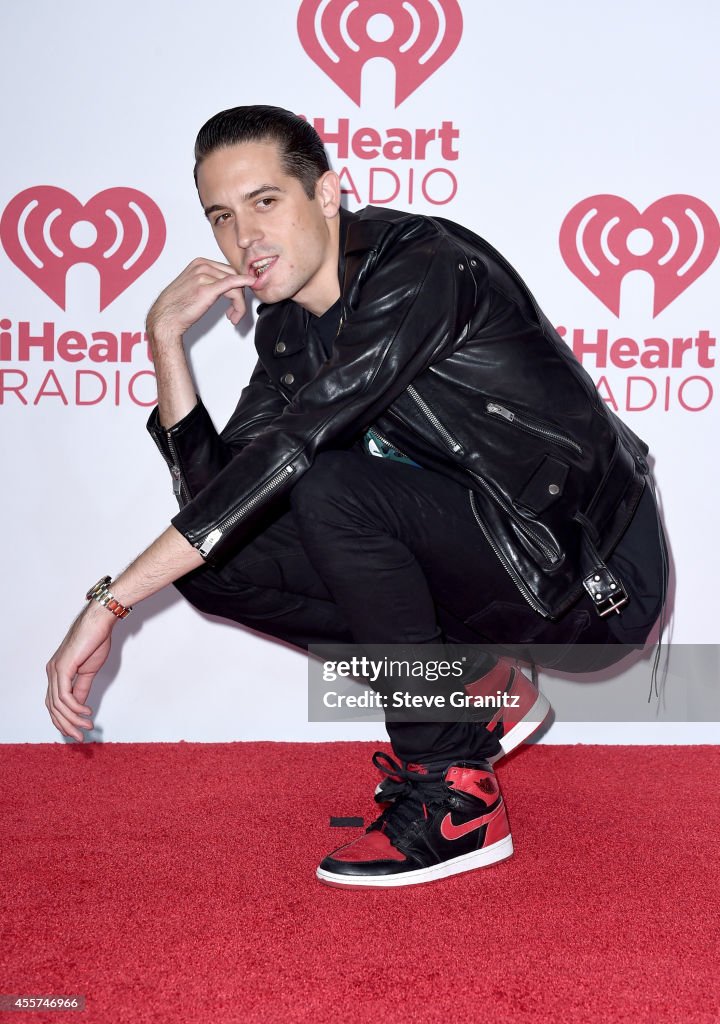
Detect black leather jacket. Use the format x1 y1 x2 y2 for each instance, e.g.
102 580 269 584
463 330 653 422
148 205 650 620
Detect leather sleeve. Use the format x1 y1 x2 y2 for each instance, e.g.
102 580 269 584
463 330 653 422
146 358 288 507
169 214 486 562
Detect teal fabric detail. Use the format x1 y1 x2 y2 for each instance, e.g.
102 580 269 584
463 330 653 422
362 428 422 468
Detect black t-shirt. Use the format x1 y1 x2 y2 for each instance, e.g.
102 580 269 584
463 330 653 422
306 298 341 359
306 299 421 466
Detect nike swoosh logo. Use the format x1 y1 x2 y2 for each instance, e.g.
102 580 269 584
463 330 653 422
440 810 494 841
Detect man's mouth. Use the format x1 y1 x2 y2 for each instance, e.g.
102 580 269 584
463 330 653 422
250 256 278 278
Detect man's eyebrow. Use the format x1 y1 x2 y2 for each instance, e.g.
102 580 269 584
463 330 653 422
203 185 284 218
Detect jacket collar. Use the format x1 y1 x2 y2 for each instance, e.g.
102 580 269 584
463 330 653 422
255 205 362 358
338 204 359 289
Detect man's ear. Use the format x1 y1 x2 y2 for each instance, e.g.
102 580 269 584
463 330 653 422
317 171 341 218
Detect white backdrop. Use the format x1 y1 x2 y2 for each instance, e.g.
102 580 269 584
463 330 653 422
2 0 718 744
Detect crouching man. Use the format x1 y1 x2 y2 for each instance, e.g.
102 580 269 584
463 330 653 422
46 106 667 889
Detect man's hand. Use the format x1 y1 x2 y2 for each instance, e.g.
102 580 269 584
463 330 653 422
45 603 115 742
147 258 259 428
147 258 257 336
44 527 204 741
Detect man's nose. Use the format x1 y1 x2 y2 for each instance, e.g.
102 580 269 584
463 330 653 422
234 217 263 249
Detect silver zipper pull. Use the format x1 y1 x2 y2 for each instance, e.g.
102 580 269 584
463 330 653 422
487 402 515 422
198 528 223 557
170 465 182 497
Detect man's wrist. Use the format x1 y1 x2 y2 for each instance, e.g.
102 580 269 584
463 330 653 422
147 324 184 351
82 598 118 630
86 576 132 620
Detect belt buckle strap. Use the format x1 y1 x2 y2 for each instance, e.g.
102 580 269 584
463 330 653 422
582 566 630 617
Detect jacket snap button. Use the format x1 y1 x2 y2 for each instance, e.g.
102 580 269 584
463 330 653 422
470 259 477 267
275 341 287 354
548 483 560 495
281 373 295 386
458 263 465 270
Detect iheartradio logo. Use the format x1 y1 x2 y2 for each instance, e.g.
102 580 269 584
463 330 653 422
560 194 720 317
0 186 166 311
297 0 463 106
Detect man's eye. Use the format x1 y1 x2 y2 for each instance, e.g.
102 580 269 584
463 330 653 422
257 197 276 210
213 212 231 226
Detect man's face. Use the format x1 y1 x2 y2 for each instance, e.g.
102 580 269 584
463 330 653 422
196 139 341 315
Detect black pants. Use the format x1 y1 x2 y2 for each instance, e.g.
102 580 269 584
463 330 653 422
174 450 663 763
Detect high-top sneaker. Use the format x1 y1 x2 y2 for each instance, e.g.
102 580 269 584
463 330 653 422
374 659 551 806
466 660 552 764
317 752 513 888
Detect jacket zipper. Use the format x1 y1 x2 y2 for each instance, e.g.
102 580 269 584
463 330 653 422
402 388 557 565
198 464 296 557
468 490 547 616
165 431 190 503
486 402 583 455
469 470 559 564
150 428 190 504
406 384 465 455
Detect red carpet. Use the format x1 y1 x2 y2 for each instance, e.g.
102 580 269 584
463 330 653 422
1 742 718 1024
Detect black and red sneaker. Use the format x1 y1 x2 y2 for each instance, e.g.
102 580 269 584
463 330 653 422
374 660 551 806
468 660 552 764
317 752 513 888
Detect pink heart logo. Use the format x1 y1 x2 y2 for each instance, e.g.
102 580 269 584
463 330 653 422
297 0 463 107
0 186 166 310
559 194 720 317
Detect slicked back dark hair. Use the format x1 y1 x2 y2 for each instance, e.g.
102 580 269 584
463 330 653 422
193 105 330 199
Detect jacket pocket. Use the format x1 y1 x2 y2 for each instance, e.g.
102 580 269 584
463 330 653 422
484 400 583 455
514 456 570 515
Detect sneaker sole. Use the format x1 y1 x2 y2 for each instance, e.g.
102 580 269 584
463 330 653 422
488 689 552 765
316 834 514 889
